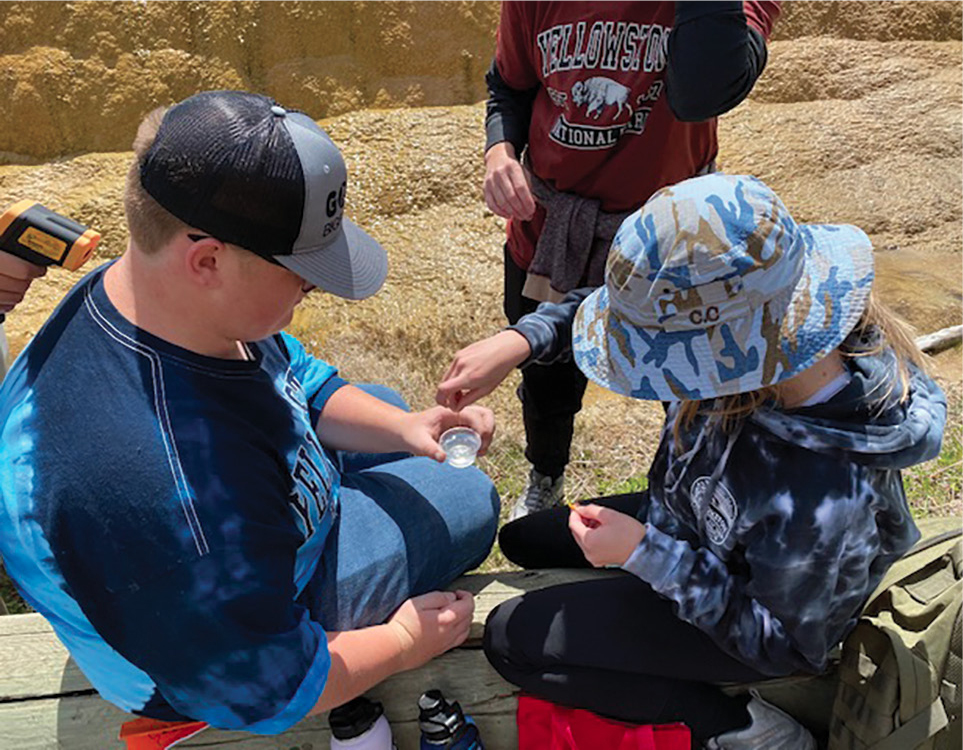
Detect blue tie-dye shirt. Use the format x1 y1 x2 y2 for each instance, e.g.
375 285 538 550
0 264 349 732
514 290 946 676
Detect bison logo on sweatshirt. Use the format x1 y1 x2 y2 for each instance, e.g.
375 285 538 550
571 77 631 119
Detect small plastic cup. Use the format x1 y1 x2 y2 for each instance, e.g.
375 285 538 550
439 427 482 469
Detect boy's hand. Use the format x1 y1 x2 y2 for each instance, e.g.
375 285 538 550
483 142 536 221
436 330 531 410
568 504 647 568
387 590 475 671
0 252 46 313
402 404 495 462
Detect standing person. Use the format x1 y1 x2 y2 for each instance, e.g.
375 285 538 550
438 174 946 748
482 1 781 518
0 91 500 733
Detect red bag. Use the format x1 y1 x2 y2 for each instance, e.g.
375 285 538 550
517 695 691 750
118 717 209 749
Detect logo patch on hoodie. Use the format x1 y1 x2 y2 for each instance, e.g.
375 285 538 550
690 476 738 545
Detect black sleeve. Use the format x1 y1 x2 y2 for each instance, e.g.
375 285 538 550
666 1 770 122
484 58 540 155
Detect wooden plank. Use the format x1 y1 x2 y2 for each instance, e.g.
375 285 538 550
0 567 833 747
0 696 522 750
0 570 616 700
0 553 851 749
0 622 89 700
0 614 56 637
0 694 130 750
0 670 836 750
0 570 628 748
0 649 519 750
3 570 620 748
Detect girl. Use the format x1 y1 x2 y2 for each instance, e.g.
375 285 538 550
436 174 946 749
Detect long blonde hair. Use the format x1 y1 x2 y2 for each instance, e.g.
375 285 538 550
673 292 928 443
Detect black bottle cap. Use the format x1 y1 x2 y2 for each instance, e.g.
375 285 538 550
328 696 385 740
418 689 445 714
418 689 466 742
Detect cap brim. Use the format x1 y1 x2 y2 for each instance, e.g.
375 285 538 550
573 223 875 401
274 218 388 300
775 223 875 377
572 286 656 397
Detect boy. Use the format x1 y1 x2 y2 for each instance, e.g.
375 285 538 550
0 90 499 733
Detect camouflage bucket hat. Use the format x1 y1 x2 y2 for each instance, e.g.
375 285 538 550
572 174 874 401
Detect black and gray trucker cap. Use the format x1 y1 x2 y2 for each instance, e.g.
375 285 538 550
139 90 387 300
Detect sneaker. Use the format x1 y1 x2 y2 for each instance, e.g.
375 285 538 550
704 691 816 750
509 469 565 521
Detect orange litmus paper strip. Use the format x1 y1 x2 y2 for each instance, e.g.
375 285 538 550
567 500 601 528
119 717 209 750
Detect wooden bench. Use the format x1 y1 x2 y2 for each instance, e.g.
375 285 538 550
0 569 837 749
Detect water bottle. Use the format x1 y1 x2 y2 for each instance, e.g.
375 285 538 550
418 689 484 749
329 696 396 749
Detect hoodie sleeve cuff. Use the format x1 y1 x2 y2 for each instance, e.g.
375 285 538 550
509 316 560 366
621 524 687 588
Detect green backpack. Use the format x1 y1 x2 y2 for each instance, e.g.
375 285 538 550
828 517 962 750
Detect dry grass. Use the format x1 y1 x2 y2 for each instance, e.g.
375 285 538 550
904 381 963 519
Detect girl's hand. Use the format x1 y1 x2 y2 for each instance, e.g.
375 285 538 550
568 504 647 568
436 330 531 410
401 404 495 462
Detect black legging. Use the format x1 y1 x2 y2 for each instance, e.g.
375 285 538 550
504 246 588 479
484 493 766 745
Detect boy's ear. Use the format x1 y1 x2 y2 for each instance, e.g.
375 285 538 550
183 236 225 288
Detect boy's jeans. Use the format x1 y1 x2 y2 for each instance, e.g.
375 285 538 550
305 384 500 630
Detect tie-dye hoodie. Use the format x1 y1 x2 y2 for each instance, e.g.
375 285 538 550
513 290 946 676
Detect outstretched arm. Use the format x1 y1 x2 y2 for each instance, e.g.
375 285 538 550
316 384 494 462
278 332 495 460
436 288 592 410
436 329 532 411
